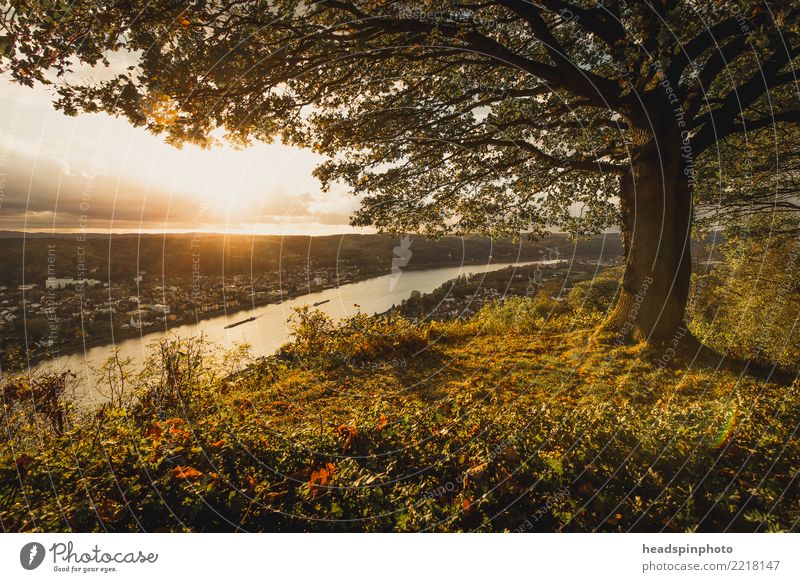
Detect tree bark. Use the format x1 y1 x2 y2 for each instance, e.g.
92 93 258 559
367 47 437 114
604 127 694 345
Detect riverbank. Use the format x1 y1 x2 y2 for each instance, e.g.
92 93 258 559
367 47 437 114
22 280 344 368
21 257 554 368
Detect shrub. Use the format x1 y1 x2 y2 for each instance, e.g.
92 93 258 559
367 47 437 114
566 269 622 324
282 307 433 369
1 370 77 437
687 221 800 368
472 292 566 335
2 278 799 532
2 328 797 533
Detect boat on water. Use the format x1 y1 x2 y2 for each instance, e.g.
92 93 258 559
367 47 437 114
224 316 258 329
312 299 331 306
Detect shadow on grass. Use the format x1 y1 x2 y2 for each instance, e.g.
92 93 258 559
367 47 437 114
589 327 798 387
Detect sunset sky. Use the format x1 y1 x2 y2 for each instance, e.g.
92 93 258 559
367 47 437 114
0 75 367 235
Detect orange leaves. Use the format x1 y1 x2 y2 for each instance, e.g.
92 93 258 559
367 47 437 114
246 475 258 492
171 466 203 481
164 417 190 441
310 463 336 487
308 462 337 497
143 421 162 440
177 16 191 30
168 425 189 439
144 419 193 465
234 397 255 414
375 414 388 431
209 439 225 449
557 395 578 406
336 424 358 451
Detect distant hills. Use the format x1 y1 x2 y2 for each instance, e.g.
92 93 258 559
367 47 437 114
0 232 622 286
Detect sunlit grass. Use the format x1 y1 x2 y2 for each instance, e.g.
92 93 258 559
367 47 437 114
1 295 798 532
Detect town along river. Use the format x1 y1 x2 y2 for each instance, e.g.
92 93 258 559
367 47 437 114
40 260 556 404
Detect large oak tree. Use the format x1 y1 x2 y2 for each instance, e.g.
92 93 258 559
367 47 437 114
3 0 799 344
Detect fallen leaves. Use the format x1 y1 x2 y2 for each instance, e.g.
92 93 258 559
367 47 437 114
336 424 358 451
308 462 337 497
164 418 190 441
143 422 162 440
171 466 203 481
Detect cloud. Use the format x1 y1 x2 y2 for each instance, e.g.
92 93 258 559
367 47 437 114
0 147 203 230
0 75 364 233
253 188 357 226
0 144 360 232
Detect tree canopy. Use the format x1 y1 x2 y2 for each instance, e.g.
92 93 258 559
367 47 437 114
4 1 800 342
3 1 798 237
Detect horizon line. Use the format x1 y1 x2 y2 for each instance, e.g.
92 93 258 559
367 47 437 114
0 228 588 238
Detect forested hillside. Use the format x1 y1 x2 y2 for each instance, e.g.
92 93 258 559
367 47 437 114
0 232 621 285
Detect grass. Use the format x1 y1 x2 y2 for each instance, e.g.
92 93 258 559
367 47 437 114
1 296 798 532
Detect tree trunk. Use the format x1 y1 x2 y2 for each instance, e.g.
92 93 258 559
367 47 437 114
604 129 694 345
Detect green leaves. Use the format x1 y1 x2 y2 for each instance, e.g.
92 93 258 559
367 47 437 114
2 299 798 532
4 1 798 240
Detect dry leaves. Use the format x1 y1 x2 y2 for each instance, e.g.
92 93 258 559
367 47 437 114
171 466 203 481
308 462 337 497
336 424 358 451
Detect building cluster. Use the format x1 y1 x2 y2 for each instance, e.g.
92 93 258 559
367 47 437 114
45 277 103 290
0 263 360 355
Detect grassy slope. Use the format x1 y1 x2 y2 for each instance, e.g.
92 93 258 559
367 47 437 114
1 304 798 532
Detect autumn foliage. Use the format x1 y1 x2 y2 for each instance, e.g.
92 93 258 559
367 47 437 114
1 288 798 532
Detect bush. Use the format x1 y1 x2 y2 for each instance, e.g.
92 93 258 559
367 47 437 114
472 292 567 335
1 370 78 438
687 221 800 368
281 306 434 369
567 269 621 314
2 326 797 533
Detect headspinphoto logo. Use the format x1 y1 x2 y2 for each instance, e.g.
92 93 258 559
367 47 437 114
20 542 46 570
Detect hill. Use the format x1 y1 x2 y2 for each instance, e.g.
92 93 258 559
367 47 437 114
0 232 622 285
1 287 797 532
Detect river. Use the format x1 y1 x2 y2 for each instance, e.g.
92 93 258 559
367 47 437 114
41 260 554 403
